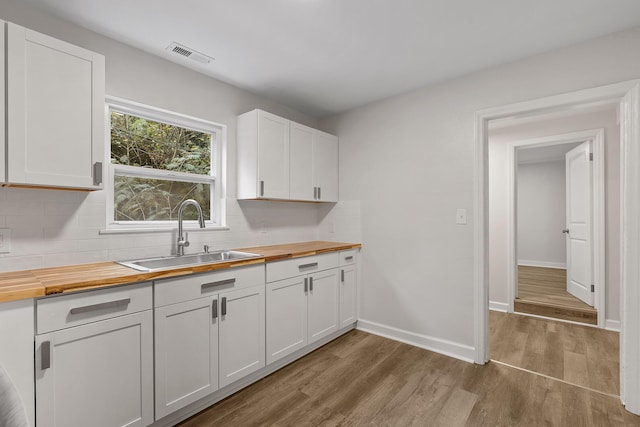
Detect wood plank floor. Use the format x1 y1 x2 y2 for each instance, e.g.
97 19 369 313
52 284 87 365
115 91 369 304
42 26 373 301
490 310 619 396
516 265 597 325
178 328 636 426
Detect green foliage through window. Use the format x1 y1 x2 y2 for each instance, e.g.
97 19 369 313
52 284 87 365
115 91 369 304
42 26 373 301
110 111 214 222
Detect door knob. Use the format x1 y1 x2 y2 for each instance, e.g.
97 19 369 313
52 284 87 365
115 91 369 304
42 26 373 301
562 229 570 234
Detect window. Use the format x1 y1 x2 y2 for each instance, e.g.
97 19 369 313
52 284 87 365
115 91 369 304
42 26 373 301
106 97 225 230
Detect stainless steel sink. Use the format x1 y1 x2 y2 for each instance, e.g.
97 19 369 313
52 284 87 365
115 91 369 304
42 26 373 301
117 250 263 272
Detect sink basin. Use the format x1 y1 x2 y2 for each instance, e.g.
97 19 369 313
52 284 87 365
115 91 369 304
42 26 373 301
117 250 263 272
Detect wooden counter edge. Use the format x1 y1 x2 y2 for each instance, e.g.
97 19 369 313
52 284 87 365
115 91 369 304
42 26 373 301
45 258 266 295
1 241 362 300
0 286 46 303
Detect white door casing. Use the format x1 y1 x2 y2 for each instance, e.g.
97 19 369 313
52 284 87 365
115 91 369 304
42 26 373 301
475 80 640 414
505 129 605 318
565 141 594 306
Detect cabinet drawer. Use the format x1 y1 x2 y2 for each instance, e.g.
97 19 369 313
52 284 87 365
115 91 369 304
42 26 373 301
155 265 264 307
267 252 339 283
339 250 357 266
36 283 151 334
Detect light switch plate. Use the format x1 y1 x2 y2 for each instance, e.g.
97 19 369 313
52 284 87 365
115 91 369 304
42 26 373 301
0 229 11 253
456 209 467 225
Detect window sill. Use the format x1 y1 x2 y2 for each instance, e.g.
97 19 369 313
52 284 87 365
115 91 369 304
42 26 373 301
99 225 230 235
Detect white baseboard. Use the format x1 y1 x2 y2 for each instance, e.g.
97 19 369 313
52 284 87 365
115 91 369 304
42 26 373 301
489 301 509 312
606 319 621 332
357 319 475 363
518 259 566 269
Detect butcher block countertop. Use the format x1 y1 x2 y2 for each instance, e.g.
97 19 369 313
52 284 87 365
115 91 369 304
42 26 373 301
0 241 361 303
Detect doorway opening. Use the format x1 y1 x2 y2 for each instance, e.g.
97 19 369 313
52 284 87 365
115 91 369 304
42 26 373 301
474 80 640 414
498 128 608 326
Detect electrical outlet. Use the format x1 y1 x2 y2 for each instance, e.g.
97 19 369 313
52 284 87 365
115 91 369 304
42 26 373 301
328 222 335 234
0 229 11 253
456 209 467 225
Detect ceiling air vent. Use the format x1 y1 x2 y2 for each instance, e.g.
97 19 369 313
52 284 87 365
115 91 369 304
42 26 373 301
166 42 214 64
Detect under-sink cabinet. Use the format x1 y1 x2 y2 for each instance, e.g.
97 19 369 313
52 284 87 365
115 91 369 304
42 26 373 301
265 253 341 364
153 265 265 419
2 21 105 190
35 283 154 427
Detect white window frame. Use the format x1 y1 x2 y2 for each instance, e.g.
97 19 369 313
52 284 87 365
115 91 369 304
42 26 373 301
104 96 227 232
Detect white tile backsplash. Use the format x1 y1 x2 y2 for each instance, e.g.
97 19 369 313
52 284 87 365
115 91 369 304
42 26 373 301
0 188 362 273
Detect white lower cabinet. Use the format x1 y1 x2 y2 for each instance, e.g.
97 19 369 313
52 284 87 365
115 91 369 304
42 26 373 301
218 285 265 388
266 276 308 364
307 269 340 343
35 284 153 427
28 249 357 426
266 253 340 364
339 250 358 328
153 265 265 420
154 296 219 419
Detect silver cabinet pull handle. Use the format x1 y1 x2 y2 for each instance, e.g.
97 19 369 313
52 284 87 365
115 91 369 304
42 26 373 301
318 187 321 200
341 269 345 282
69 298 131 315
345 256 353 262
212 299 218 319
41 341 51 370
562 229 570 234
202 278 235 290
221 297 227 316
93 162 103 186
304 277 308 292
299 262 318 270
310 277 313 291
314 187 318 200
260 180 265 197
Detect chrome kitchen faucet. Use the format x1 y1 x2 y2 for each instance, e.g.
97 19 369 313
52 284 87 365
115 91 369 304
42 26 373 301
177 199 205 256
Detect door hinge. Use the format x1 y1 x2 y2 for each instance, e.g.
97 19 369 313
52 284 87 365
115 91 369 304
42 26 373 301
591 284 595 292
589 153 593 161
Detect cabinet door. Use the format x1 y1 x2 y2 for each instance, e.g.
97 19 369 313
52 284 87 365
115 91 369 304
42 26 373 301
290 122 315 201
155 296 219 419
340 265 357 328
219 285 265 388
0 21 5 183
308 269 340 344
35 311 153 427
7 23 105 189
266 276 308 364
313 131 339 202
257 110 290 199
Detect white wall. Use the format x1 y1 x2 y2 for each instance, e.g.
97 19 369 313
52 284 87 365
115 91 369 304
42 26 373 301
489 108 620 323
320 28 638 359
517 160 567 268
0 1 336 272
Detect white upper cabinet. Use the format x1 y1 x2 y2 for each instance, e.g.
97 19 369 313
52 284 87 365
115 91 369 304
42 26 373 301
289 122 315 201
290 123 339 202
238 109 338 202
237 109 290 199
312 130 339 202
5 22 105 190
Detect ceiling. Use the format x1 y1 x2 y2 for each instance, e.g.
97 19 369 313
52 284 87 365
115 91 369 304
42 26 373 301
517 142 583 165
24 0 640 118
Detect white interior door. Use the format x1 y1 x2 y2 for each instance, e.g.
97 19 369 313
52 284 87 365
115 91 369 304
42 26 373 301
565 141 593 306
